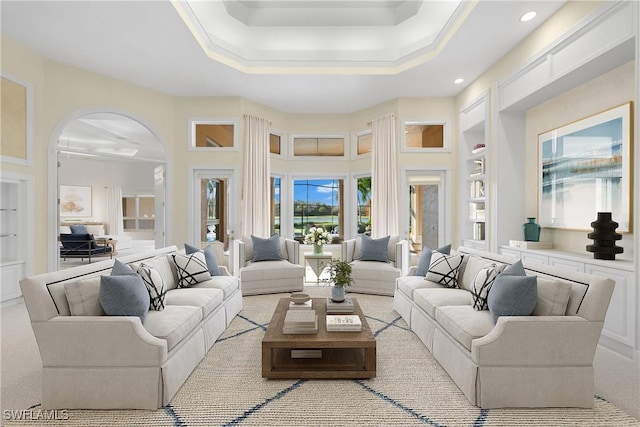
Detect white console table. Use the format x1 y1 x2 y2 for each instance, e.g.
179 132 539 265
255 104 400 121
304 252 332 284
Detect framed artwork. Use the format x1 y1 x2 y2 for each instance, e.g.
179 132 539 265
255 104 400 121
538 102 633 232
60 185 92 217
1 72 34 166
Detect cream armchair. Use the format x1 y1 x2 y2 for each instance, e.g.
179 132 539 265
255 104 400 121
232 235 305 295
341 235 409 296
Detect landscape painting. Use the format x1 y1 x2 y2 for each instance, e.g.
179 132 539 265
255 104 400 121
60 185 92 217
538 103 632 232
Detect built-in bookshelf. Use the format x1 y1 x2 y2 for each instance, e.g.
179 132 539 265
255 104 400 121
459 94 489 250
1 176 28 302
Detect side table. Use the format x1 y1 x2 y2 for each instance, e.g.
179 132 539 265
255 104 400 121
304 252 332 284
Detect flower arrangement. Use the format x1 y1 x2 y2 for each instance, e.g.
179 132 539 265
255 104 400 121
303 226 331 245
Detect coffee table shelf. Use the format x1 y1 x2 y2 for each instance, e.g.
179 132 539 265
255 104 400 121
262 298 376 379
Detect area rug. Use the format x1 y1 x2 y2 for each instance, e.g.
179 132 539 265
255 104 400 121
7 288 639 426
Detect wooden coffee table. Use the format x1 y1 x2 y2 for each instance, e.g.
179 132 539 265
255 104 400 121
262 297 376 379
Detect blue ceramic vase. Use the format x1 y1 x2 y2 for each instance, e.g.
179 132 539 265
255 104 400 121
523 217 541 242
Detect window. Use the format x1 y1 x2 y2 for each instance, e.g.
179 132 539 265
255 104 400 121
123 195 154 231
403 122 447 151
189 119 238 150
356 176 371 234
201 178 226 244
271 176 281 235
356 131 372 156
293 136 344 156
270 133 281 155
293 179 343 242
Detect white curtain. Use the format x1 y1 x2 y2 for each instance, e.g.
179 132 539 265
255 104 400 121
106 186 123 236
370 113 399 237
241 115 271 237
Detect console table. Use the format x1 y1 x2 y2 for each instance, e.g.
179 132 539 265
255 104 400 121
304 252 332 284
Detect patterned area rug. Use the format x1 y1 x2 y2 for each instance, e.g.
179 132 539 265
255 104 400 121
7 288 639 426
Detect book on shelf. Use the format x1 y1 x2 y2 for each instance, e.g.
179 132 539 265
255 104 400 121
469 180 485 199
325 297 354 313
291 349 322 359
289 300 312 310
326 314 362 332
473 223 486 241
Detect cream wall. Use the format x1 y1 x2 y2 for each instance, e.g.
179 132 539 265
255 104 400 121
526 61 635 261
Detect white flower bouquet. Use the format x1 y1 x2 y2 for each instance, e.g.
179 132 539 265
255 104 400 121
304 226 331 245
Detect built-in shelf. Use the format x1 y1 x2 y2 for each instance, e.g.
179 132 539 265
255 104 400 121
1 177 27 302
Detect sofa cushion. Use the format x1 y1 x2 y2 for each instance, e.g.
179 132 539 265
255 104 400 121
359 235 390 262
99 274 150 322
413 287 472 318
425 252 464 288
136 263 167 311
350 260 401 282
85 224 105 236
251 235 282 262
416 244 451 277
459 255 505 292
396 276 443 299
165 288 223 318
241 260 304 282
532 276 572 316
387 235 399 263
193 276 240 299
64 277 105 316
487 274 538 323
470 265 501 311
172 252 212 288
435 305 495 351
143 305 202 351
185 243 220 276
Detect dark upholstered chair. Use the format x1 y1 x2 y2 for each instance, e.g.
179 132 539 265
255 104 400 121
59 233 113 262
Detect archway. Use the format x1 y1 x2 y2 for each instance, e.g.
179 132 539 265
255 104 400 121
47 109 170 271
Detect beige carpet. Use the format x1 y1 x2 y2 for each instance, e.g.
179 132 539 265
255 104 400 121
3 288 639 426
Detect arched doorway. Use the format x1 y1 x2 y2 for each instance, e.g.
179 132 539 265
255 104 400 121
48 109 169 271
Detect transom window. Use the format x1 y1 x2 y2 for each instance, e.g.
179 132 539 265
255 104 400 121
356 131 372 156
293 137 344 156
189 119 238 150
404 123 445 149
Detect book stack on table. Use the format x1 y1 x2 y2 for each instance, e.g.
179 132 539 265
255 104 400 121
283 309 318 334
326 315 362 332
289 300 312 310
325 297 354 314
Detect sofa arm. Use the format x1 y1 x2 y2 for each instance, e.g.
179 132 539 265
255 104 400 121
285 239 300 264
471 316 603 366
32 316 167 368
341 239 356 263
232 239 246 276
395 240 409 276
218 265 232 276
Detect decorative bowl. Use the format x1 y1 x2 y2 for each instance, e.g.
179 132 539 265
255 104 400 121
290 293 311 304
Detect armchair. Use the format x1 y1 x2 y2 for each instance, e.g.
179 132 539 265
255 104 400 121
232 235 305 295
341 235 409 296
59 233 114 263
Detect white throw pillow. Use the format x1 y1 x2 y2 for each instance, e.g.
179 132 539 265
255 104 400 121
64 277 105 316
470 265 501 311
532 277 572 316
136 263 167 311
425 252 464 288
171 252 212 288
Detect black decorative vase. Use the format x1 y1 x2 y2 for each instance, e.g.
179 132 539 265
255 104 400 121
586 212 623 260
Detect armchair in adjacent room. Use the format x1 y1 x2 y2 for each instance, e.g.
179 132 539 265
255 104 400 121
59 233 114 262
341 234 409 296
232 235 305 295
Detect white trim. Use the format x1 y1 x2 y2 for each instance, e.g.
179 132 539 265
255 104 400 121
188 165 238 246
47 107 171 272
187 118 240 152
400 119 451 153
1 72 34 166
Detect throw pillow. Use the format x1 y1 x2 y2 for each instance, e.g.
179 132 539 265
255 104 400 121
532 277 572 316
99 274 150 321
416 244 451 276
69 224 88 234
112 259 137 276
136 263 167 311
501 260 526 276
185 243 220 276
172 252 212 287
251 235 282 262
487 274 538 323
470 265 501 311
425 252 464 288
64 277 105 316
359 235 390 262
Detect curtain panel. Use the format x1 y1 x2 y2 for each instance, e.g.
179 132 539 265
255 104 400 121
106 186 124 236
371 113 399 238
241 115 271 237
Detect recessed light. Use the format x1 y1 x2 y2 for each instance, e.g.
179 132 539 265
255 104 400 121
520 11 537 22
454 78 464 84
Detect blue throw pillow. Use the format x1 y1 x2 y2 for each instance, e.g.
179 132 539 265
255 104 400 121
251 235 282 262
69 224 88 234
359 235 390 262
416 244 451 276
99 274 150 322
111 259 137 276
501 260 526 276
487 274 537 323
185 243 220 276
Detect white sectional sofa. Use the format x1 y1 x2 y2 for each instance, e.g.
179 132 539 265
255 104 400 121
393 246 615 409
19 245 242 410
